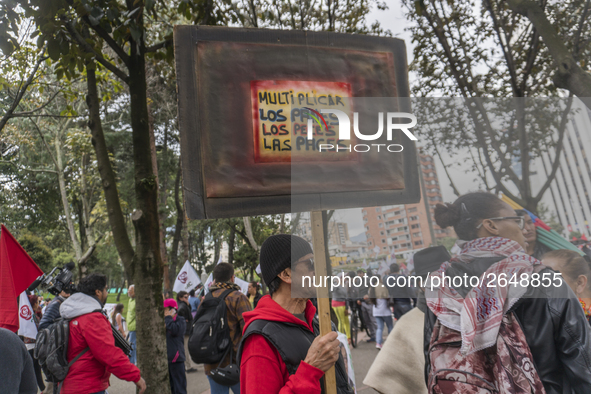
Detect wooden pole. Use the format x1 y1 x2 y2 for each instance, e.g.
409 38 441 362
310 210 337 394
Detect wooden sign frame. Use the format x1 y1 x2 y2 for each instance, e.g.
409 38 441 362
174 26 419 219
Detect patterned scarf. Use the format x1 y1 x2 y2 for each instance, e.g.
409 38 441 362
426 237 540 355
209 281 241 292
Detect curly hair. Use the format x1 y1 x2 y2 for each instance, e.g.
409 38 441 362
434 192 506 241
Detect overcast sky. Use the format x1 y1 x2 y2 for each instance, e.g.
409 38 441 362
334 1 482 238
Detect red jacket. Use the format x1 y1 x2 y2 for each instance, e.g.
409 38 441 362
240 295 324 393
59 293 141 394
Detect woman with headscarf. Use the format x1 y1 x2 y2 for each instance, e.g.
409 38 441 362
424 191 591 394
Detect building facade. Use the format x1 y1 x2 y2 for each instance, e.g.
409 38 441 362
362 151 451 255
532 101 591 238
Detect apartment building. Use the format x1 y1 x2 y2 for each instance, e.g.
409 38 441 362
362 152 451 255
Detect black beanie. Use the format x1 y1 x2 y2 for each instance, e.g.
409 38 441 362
259 234 313 286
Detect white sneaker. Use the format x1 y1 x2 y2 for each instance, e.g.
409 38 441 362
376 343 382 350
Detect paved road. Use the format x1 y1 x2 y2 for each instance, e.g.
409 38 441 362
107 331 381 394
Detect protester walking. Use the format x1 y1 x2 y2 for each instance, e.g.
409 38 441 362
200 263 251 394
126 284 137 365
59 274 146 394
0 328 37 394
360 294 376 342
425 192 591 394
188 289 200 318
238 234 354 394
38 288 72 394
384 263 413 319
111 303 126 337
369 275 393 350
39 290 71 330
247 281 263 309
364 245 450 394
177 290 197 373
164 298 188 394
23 294 45 392
542 249 591 324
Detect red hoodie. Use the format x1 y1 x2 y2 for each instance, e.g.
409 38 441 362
240 295 325 394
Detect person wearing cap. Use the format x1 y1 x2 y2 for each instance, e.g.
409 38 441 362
164 298 187 394
363 245 451 394
238 234 353 394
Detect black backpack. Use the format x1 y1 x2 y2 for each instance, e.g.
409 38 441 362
188 289 234 364
34 317 90 383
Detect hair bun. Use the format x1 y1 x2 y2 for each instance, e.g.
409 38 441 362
434 202 461 229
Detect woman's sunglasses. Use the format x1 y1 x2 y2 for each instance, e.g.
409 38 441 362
476 216 525 230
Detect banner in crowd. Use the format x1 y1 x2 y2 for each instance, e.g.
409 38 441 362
17 291 37 339
173 261 202 293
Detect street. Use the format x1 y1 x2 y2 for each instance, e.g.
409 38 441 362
107 330 381 394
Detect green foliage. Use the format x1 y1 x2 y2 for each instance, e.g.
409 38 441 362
18 232 53 272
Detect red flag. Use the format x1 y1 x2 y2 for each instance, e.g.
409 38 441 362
583 234 589 241
0 224 44 332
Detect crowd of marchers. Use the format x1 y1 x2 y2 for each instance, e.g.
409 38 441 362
3 192 591 394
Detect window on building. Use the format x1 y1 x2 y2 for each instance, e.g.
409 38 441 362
377 215 382 220
368 241 372 245
382 239 386 244
411 224 420 229
413 232 421 237
379 223 383 227
380 231 385 235
383 246 388 250
414 241 423 246
363 218 368 222
408 207 417 213
376 207 381 213
410 216 419 221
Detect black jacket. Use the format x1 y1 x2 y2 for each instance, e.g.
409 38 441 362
165 315 186 363
238 317 354 394
39 296 65 330
424 257 591 394
177 301 193 335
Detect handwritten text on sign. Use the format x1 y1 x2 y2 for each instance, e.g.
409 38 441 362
251 80 356 163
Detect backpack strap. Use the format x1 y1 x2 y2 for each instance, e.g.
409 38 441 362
67 347 90 367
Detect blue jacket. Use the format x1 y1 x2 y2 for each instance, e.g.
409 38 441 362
39 296 65 329
165 315 186 363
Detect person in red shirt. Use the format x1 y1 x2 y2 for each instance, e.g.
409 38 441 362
59 274 146 394
238 234 348 394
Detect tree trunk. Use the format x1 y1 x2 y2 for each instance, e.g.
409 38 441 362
85 63 135 277
127 31 170 393
116 277 125 302
169 161 184 289
228 225 235 265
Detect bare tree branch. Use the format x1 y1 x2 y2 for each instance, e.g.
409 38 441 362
0 49 48 134
506 0 591 108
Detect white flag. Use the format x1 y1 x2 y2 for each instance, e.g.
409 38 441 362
18 292 37 339
255 264 261 275
173 261 202 293
234 277 250 295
